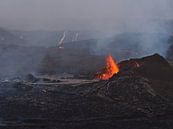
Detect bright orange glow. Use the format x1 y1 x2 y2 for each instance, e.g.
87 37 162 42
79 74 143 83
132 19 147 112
96 55 119 80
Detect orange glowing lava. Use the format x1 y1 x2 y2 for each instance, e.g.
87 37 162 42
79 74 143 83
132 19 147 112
96 55 119 80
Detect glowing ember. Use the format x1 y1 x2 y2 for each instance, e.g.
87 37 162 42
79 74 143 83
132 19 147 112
96 55 119 80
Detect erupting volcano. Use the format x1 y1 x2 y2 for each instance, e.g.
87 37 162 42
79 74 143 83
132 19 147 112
96 55 119 80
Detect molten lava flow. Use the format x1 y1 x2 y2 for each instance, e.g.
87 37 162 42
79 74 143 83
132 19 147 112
96 55 119 80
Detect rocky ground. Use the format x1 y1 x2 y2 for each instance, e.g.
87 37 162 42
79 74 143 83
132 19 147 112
0 54 173 129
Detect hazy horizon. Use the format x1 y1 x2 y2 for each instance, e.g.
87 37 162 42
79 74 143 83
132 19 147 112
0 0 173 32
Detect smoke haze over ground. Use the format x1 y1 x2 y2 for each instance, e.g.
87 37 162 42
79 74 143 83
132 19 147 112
0 0 173 77
0 0 173 55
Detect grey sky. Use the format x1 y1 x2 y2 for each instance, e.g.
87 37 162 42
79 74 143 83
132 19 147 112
0 0 173 30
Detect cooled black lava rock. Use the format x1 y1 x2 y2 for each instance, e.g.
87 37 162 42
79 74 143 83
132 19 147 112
119 54 173 81
0 54 173 129
25 74 39 83
117 53 173 101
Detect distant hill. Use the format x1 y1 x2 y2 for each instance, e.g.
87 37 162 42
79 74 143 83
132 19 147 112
0 27 25 45
12 30 97 47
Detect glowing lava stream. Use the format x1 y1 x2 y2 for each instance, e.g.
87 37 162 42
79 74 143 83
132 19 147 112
72 32 79 42
75 32 79 41
96 55 119 80
58 31 66 46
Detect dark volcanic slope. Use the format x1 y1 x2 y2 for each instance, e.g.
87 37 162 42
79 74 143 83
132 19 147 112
119 54 173 100
39 46 104 76
0 54 173 129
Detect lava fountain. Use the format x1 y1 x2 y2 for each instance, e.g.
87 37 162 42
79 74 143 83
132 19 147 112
96 55 119 80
